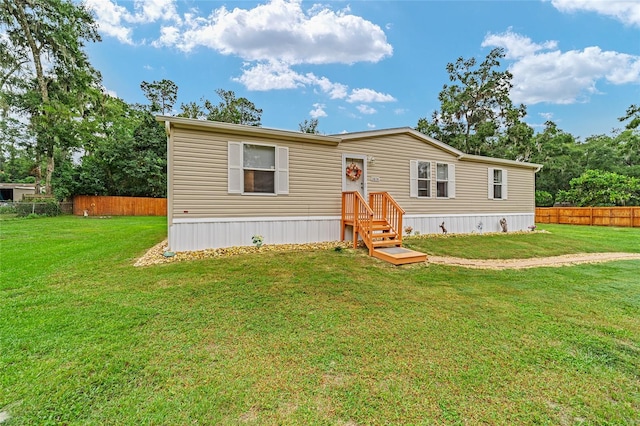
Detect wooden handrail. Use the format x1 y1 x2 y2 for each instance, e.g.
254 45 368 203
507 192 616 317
342 191 404 255
369 192 404 245
353 192 374 255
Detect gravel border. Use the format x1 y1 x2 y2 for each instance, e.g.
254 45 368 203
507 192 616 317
134 237 640 269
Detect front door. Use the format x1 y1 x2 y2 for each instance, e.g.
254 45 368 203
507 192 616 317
343 155 366 197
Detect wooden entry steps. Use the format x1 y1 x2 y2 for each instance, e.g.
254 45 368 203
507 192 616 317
373 247 428 266
341 191 427 265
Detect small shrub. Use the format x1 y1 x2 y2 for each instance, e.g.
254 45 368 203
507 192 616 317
0 204 16 215
535 190 554 207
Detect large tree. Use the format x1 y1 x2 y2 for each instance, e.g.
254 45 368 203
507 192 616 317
204 89 262 126
141 79 178 115
0 0 101 194
530 121 582 197
416 48 528 157
619 104 640 130
177 89 263 126
299 118 320 134
55 95 167 199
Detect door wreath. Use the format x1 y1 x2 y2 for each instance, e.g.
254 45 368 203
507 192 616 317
346 163 362 181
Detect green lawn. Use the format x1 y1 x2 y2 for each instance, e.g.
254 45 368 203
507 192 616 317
1 216 639 425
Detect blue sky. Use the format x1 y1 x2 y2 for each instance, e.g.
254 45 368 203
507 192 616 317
83 0 640 139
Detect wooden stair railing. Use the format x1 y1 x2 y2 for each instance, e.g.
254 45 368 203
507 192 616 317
341 191 426 265
341 191 405 254
369 192 405 247
354 191 375 255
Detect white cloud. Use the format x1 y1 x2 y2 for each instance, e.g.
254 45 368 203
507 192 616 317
310 103 327 118
131 0 181 24
483 31 640 105
394 108 407 115
233 62 395 110
234 61 308 90
87 0 396 112
313 76 348 100
539 112 554 121
85 0 136 44
357 104 377 115
550 0 640 27
481 29 557 59
367 123 376 129
347 88 396 103
151 0 392 65
86 0 181 45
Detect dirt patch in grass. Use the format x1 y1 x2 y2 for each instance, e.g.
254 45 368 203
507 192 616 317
428 252 640 269
135 239 640 269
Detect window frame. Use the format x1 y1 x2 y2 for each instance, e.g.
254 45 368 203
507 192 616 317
436 162 452 199
410 160 455 199
417 160 431 198
488 167 507 200
243 143 277 194
228 141 289 196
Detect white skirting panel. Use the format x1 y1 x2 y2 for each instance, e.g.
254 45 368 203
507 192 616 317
170 212 535 252
404 212 535 235
169 216 342 252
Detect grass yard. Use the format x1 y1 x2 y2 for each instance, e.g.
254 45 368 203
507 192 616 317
1 216 639 425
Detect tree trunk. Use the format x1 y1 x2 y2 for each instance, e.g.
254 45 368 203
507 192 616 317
45 153 54 196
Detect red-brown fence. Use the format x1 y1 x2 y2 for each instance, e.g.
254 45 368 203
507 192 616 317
73 195 167 216
536 207 640 228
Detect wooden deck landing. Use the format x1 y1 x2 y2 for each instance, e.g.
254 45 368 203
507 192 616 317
372 247 428 266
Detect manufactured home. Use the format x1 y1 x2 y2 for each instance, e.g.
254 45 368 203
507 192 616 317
159 116 541 261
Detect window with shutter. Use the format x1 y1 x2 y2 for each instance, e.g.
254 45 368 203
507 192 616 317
228 142 289 195
436 163 455 198
410 160 432 198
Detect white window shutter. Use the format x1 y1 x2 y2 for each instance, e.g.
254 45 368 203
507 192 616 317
228 142 242 193
503 169 508 200
409 160 418 198
276 146 289 195
488 168 494 199
432 161 437 197
449 163 455 198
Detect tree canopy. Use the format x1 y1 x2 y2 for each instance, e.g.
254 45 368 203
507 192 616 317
416 48 529 158
0 0 101 194
141 79 178 115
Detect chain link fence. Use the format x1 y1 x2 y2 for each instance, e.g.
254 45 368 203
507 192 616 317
0 200 73 217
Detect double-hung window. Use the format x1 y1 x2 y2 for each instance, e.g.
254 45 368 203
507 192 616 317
410 160 455 199
228 142 289 195
436 163 449 198
488 168 507 200
417 161 431 197
243 144 275 193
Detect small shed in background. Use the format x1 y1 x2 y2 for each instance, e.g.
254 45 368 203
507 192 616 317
0 183 37 201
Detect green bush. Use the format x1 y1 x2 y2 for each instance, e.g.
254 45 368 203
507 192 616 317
0 203 17 214
560 170 640 206
535 190 554 207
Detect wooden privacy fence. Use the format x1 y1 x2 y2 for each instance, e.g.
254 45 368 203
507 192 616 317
73 195 167 216
536 207 640 228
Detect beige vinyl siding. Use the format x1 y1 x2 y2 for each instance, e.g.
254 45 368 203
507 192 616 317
171 127 343 218
339 134 535 214
169 125 536 220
